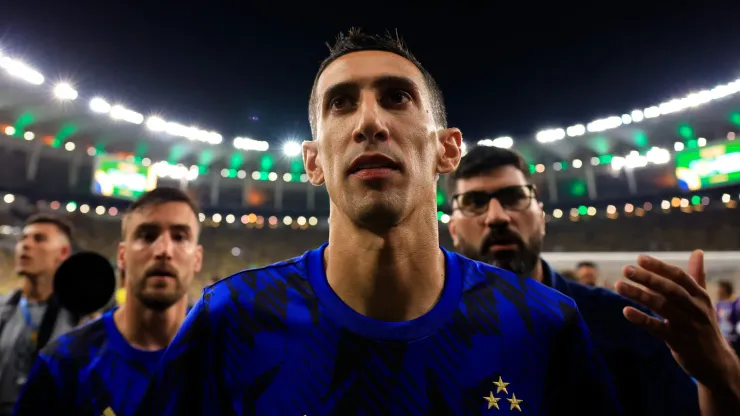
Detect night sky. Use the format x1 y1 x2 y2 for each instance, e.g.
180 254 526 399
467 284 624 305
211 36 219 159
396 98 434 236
2 2 740 147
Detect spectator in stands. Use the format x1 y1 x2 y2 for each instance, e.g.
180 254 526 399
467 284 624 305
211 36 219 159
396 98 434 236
0 214 77 416
576 260 599 286
13 187 203 415
716 280 740 356
445 145 702 416
559 269 577 280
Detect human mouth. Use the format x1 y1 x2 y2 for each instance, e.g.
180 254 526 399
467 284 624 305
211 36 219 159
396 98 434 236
347 153 401 180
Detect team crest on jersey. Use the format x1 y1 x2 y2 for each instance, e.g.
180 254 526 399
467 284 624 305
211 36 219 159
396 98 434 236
483 376 523 412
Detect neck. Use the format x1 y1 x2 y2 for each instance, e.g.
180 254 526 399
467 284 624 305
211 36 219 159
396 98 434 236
530 260 545 283
22 274 53 302
325 203 445 322
113 296 187 351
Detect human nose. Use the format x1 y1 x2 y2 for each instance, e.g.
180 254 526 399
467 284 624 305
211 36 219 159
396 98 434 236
352 92 390 144
482 198 512 227
152 233 174 260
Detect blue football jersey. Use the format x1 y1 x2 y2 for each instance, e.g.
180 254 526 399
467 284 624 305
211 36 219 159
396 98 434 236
137 244 622 415
14 309 164 416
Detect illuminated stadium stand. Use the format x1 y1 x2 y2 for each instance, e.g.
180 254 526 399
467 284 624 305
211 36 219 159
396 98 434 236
3 45 740 227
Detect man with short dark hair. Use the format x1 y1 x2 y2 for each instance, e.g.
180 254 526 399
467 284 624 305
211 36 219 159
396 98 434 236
447 144 740 415
576 261 599 286
137 29 621 415
0 214 77 415
13 187 203 416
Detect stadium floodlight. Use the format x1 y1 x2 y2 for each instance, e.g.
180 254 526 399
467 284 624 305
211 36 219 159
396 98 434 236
282 141 302 157
53 83 78 100
146 116 167 132
536 78 740 144
586 116 622 133
0 57 44 85
536 128 565 143
90 98 112 114
146 116 222 145
566 124 586 137
233 137 269 152
477 136 513 149
110 105 144 125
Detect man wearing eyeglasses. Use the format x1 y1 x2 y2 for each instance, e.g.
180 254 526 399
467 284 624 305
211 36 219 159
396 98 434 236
445 145 726 415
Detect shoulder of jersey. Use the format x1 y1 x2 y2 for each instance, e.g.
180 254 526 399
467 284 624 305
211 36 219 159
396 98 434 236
202 251 311 310
455 252 578 308
40 315 107 360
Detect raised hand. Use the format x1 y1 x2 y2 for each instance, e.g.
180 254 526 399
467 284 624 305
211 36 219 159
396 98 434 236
614 250 737 388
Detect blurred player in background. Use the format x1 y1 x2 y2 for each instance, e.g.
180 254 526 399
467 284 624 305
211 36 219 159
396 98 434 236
447 145 740 415
575 260 599 286
137 29 621 415
0 215 77 416
716 280 740 356
13 187 203 416
559 269 577 280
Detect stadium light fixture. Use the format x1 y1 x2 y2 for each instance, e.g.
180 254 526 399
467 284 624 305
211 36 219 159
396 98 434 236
477 136 513 149
89 98 112 114
0 56 44 85
536 79 740 143
53 83 78 100
233 137 269 152
282 141 302 157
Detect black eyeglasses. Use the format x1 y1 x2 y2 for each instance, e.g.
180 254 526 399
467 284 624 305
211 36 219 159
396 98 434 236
451 184 536 217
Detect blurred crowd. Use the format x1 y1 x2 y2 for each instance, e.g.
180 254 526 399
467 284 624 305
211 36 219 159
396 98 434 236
0 202 739 300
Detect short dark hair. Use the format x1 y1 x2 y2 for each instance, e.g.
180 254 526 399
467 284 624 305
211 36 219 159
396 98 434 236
560 270 577 280
577 261 598 270
446 146 530 198
308 28 447 138
24 213 74 244
718 280 734 295
123 187 200 237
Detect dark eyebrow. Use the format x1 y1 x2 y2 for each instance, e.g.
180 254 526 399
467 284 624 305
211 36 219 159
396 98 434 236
321 75 421 106
133 222 193 235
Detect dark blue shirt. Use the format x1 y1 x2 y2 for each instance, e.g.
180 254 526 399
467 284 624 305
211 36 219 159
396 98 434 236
13 309 164 416
542 261 699 416
137 244 621 415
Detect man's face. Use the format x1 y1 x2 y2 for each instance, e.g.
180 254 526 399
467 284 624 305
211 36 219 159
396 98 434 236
15 222 70 278
304 50 461 229
448 166 544 275
576 265 599 287
717 285 731 301
117 202 202 312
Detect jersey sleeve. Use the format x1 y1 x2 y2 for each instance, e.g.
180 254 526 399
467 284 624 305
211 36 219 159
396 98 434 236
12 356 62 415
547 306 624 415
135 294 219 416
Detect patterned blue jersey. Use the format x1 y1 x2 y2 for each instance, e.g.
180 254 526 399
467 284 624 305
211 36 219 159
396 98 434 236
13 309 164 416
138 245 622 415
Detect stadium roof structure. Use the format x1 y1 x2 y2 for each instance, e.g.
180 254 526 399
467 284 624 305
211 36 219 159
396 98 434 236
2 47 740 191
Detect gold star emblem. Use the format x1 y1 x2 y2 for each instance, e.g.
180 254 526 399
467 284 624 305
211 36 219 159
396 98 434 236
483 391 500 410
507 393 523 412
492 376 509 394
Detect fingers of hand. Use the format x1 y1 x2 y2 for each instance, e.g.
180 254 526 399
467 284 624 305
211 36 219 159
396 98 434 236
622 264 694 309
636 255 702 296
622 306 670 340
687 250 706 289
615 281 668 313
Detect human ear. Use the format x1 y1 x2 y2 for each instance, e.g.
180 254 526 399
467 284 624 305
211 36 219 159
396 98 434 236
302 141 325 186
436 128 462 175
